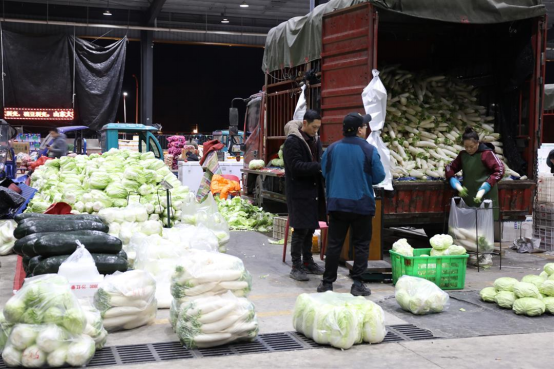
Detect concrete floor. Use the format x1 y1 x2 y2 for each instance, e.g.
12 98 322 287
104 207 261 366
1 230 553 368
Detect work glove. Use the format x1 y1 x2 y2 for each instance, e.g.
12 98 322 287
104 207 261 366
474 183 491 204
449 177 468 197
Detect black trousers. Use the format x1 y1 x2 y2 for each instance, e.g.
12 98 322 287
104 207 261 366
291 228 315 266
323 211 373 283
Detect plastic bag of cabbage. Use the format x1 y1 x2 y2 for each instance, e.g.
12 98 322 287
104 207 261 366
79 303 108 350
0 220 16 256
26 149 190 219
395 276 450 315
174 291 259 348
0 275 95 367
292 292 386 350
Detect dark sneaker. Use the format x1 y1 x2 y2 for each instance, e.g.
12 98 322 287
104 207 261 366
317 281 333 293
351 281 371 296
303 260 324 275
290 266 309 281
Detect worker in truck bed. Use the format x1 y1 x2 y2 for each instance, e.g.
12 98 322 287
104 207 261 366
318 112 385 296
283 109 326 282
446 126 504 214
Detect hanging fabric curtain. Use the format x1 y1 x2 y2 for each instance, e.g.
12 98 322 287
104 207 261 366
69 36 127 131
1 31 72 109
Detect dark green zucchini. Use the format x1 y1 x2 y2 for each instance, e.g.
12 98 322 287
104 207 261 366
117 250 127 260
22 241 40 258
33 254 128 276
33 231 122 257
15 213 103 224
27 256 43 275
22 255 31 274
14 220 108 239
14 233 43 256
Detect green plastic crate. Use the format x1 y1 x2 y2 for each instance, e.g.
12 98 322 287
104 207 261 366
389 248 469 290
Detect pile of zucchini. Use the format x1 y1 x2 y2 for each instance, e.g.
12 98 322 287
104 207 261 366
13 213 128 277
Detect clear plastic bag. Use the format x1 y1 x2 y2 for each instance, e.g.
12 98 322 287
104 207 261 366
171 250 252 302
180 192 199 225
197 213 230 253
448 198 494 254
134 235 182 309
93 270 157 332
292 292 386 350
58 241 103 286
0 220 16 256
78 300 108 350
174 291 258 348
395 276 450 315
2 324 96 368
3 275 87 334
0 311 14 353
1 275 94 367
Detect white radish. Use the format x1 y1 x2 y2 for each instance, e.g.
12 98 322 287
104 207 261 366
198 303 237 324
185 282 219 296
200 314 241 334
104 306 142 318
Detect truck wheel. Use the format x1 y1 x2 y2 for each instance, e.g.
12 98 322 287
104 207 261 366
254 176 263 207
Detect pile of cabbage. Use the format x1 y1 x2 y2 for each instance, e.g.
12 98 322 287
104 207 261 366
380 66 522 180
292 291 386 350
216 196 275 232
26 149 188 224
0 220 16 256
395 276 450 315
0 275 97 368
428 234 467 256
480 263 554 316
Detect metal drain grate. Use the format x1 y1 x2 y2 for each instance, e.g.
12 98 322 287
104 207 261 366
383 330 404 343
388 324 437 341
0 326 438 368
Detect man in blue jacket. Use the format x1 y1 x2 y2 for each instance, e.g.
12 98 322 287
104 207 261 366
318 112 385 296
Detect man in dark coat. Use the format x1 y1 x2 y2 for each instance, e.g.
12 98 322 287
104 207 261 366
283 109 326 281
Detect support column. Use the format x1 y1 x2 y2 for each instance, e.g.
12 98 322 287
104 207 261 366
140 30 154 126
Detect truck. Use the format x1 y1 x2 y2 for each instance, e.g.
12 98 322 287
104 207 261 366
240 1 547 235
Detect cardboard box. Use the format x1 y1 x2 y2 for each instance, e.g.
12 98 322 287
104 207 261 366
12 142 30 155
502 216 533 243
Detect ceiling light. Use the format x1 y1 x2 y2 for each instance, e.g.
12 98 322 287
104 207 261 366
104 1 112 16
240 1 249 7
221 18 230 23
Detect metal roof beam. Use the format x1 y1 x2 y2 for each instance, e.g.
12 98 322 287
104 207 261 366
145 0 167 26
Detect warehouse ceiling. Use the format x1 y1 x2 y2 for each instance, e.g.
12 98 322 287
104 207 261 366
0 0 321 45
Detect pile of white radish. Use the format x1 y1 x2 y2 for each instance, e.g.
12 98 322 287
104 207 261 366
379 65 522 180
170 250 252 306
93 270 157 332
174 292 259 348
449 227 494 253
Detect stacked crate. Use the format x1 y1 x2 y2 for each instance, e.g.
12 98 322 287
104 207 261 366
534 175 554 251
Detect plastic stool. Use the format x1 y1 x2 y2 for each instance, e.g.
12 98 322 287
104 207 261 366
282 218 328 263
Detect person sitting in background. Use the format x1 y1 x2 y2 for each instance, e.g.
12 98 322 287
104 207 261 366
47 128 68 159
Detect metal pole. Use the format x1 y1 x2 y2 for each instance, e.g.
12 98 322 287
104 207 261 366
123 94 127 123
132 75 139 123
